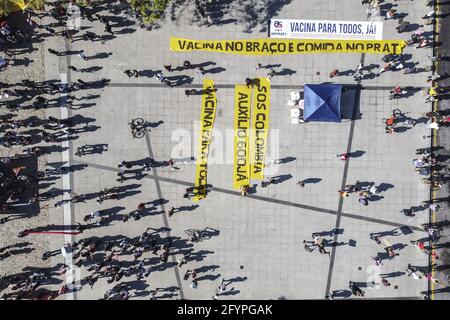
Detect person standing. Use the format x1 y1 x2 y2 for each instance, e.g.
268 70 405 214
190 279 198 289
381 278 391 287
77 50 88 61
167 158 175 169
218 279 227 294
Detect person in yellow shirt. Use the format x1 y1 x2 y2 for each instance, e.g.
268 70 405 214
429 87 438 97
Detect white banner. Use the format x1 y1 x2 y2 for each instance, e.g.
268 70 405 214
269 19 383 40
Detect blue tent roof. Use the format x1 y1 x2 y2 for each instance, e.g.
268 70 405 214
304 84 342 122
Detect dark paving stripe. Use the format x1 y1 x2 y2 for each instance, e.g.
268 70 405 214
107 82 426 91
144 132 185 300
325 53 365 299
72 160 424 233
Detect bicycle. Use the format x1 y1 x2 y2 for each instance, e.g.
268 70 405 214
128 118 147 139
184 229 211 242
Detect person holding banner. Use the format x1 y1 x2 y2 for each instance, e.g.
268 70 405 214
240 185 249 196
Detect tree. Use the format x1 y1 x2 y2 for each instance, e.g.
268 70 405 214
129 0 170 24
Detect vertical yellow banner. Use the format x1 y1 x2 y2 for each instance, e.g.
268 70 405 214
193 80 217 202
250 77 271 180
233 85 252 190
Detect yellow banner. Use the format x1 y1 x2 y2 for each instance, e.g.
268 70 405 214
193 79 217 202
233 85 252 190
250 78 270 180
170 37 406 55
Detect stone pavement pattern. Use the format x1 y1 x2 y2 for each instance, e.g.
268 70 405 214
2 0 442 299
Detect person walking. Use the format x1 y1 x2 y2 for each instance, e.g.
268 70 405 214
339 190 349 198
267 69 276 78
104 22 113 34
183 60 191 69
369 233 381 244
177 253 189 267
167 158 175 169
329 69 340 78
183 269 192 280
410 240 426 252
372 256 383 266
207 15 214 26
124 69 139 78
190 279 198 289
358 193 369 206
167 207 175 217
401 208 414 217
218 279 227 294
239 185 248 197
117 171 126 183
196 66 206 75
429 203 440 212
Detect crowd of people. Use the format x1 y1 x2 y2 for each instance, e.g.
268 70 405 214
0 0 449 300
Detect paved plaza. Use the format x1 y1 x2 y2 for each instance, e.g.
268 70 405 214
1 0 449 301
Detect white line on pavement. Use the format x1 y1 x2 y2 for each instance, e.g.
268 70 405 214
60 73 75 300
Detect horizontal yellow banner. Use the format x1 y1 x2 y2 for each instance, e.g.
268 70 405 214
170 37 406 55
